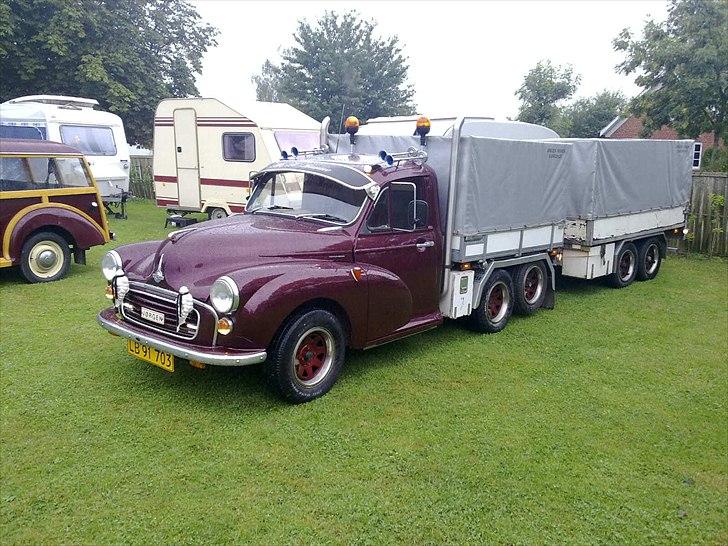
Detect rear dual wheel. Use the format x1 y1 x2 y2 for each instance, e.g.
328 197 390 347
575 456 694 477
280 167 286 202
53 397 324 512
637 239 662 281
470 270 514 333
607 242 638 288
513 261 548 315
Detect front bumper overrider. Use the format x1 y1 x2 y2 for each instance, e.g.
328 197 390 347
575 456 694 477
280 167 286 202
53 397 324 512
97 308 267 367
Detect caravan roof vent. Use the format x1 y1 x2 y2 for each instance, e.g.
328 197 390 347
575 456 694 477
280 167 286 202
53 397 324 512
5 95 100 109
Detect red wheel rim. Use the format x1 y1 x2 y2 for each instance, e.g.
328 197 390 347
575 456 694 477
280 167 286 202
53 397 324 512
619 251 634 280
524 268 541 302
487 285 504 320
295 332 327 382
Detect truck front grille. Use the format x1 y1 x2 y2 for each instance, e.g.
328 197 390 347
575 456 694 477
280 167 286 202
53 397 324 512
120 282 217 345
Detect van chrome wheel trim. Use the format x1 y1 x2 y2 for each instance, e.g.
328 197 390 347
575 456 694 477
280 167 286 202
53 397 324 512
486 281 510 323
619 250 635 281
28 240 64 278
292 327 334 387
523 265 544 305
645 243 659 275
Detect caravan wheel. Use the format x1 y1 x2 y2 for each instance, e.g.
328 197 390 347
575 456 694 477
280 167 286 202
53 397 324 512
208 208 228 221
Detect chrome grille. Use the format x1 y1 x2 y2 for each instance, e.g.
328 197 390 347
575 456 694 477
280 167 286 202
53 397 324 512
120 284 200 341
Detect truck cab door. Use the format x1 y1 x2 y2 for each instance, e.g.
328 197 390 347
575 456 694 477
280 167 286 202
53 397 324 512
354 177 442 341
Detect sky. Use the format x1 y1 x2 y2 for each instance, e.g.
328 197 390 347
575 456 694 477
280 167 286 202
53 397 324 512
193 0 668 121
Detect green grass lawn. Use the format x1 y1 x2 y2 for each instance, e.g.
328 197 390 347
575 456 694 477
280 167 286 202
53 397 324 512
1 199 726 544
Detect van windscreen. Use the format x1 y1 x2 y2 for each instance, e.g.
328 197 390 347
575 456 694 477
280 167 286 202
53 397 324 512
60 125 117 156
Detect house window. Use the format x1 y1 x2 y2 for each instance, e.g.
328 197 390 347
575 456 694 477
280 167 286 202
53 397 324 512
693 142 702 170
222 133 255 162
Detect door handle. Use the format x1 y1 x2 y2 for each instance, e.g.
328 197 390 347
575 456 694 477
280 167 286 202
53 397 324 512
416 240 435 250
177 146 182 153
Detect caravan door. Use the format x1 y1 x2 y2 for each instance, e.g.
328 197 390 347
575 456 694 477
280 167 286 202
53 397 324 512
173 109 200 209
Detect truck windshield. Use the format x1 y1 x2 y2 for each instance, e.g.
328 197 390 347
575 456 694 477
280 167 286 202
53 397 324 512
247 171 367 225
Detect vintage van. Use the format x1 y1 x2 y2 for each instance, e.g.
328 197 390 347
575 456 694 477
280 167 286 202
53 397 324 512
153 98 320 219
0 138 111 282
0 95 131 212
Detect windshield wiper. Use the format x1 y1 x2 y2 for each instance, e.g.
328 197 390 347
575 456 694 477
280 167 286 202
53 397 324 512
298 213 347 223
250 205 294 214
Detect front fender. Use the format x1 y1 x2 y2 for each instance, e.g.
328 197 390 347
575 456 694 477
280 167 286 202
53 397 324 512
225 260 412 349
8 205 108 262
229 261 368 348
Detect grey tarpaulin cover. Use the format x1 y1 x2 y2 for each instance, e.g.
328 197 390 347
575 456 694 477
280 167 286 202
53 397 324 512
327 134 571 235
551 138 694 219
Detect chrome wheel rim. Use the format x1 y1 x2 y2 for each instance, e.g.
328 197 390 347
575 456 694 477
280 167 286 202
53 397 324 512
645 243 659 275
619 249 635 282
28 241 64 278
523 265 544 305
486 281 510 323
291 327 335 387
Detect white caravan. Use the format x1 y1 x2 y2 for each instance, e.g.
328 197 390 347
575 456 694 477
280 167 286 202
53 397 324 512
153 98 320 219
0 95 130 207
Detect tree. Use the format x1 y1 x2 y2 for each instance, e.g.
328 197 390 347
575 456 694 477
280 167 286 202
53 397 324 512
515 60 580 128
561 90 627 137
252 11 415 131
613 0 727 145
0 0 218 145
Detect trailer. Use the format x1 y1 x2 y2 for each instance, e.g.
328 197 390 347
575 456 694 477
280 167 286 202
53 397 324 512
0 95 131 215
554 138 693 285
153 98 320 219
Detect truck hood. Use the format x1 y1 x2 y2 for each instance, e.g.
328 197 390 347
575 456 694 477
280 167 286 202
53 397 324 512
128 213 354 296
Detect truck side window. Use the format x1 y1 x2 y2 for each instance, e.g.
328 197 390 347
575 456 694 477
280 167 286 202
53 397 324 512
366 188 389 231
390 183 416 231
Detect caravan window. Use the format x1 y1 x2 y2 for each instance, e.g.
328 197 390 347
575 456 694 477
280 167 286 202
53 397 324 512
60 125 117 156
223 133 256 162
0 125 47 140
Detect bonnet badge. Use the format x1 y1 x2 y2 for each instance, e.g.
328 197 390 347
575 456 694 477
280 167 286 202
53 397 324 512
152 254 165 283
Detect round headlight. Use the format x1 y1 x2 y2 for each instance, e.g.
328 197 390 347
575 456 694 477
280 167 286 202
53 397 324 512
210 276 239 314
102 250 122 281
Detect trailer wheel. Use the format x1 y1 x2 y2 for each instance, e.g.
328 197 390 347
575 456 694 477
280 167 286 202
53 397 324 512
208 208 228 221
266 309 345 403
470 269 514 333
513 261 547 315
19 231 71 283
637 238 662 281
607 242 638 288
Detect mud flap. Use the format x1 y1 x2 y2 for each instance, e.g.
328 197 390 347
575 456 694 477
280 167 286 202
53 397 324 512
542 280 556 310
74 247 86 265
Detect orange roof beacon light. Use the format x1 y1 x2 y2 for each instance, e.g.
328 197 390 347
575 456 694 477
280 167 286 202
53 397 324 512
345 115 360 154
415 116 431 147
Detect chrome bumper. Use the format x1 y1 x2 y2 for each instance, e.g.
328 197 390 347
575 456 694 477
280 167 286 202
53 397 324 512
97 310 267 367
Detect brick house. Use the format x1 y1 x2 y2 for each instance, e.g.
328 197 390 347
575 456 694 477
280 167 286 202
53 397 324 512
600 116 722 170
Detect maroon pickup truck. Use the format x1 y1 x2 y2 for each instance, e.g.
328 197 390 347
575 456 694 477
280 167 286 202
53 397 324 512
97 117 691 402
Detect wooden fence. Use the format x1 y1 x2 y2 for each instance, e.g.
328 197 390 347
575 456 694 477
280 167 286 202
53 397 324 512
129 157 727 256
684 172 728 256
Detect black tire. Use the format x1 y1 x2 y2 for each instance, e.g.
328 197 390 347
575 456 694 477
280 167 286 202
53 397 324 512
266 309 345 403
19 231 71 283
513 261 548 315
208 207 228 221
469 269 514 333
636 238 662 281
606 242 638 288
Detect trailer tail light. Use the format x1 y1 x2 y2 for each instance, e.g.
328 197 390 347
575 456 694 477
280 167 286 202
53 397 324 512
459 262 473 271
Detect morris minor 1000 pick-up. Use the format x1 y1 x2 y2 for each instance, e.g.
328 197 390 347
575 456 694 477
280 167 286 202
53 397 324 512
97 116 692 402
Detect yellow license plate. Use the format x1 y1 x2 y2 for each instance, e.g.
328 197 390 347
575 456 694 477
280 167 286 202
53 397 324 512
127 340 174 372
